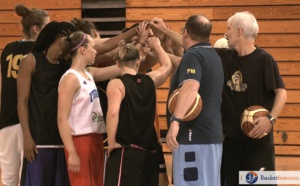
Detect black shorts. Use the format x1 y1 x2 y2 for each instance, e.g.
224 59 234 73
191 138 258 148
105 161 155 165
156 144 167 173
221 138 276 186
104 148 159 186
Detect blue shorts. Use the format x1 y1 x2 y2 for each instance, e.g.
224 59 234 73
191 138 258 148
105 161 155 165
21 148 70 186
173 144 222 186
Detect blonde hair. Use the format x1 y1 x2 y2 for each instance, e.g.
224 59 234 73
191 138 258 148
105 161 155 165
15 4 48 39
115 40 140 66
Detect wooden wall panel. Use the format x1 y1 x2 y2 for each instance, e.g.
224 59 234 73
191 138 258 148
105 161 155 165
1 0 80 10
278 62 300 75
274 118 300 131
0 10 81 37
0 37 21 49
275 146 300 156
127 6 300 21
127 20 300 34
274 131 300 145
127 0 300 7
0 10 81 23
210 34 300 48
0 0 81 53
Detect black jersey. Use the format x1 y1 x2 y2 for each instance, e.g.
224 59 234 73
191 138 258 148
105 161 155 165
116 74 159 151
216 48 285 144
0 40 35 130
28 52 70 145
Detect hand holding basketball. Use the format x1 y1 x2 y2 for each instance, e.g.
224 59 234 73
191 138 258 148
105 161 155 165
168 88 202 122
240 105 269 138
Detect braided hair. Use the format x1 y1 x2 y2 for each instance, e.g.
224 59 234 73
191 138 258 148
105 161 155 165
32 21 77 53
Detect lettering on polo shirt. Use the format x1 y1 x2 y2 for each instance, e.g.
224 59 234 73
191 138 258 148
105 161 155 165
187 68 196 74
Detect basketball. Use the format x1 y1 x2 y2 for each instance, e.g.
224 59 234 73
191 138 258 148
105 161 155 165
240 105 269 137
168 88 202 122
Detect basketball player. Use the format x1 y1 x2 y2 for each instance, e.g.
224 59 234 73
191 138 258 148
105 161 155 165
104 33 171 186
216 11 286 186
71 18 101 39
58 31 124 186
0 4 49 186
17 21 77 186
150 15 224 186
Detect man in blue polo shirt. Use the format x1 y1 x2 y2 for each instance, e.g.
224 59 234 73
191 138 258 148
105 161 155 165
151 15 224 186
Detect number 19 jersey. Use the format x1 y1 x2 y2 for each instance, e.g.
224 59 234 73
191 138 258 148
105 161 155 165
0 40 35 129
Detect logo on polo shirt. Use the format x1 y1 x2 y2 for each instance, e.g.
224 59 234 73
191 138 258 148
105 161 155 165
187 68 196 74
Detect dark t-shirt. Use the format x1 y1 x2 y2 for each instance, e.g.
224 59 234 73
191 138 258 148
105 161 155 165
216 48 285 144
167 43 224 144
116 74 159 151
0 40 35 129
29 52 70 145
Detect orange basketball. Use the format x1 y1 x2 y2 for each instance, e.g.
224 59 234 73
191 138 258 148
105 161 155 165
168 88 202 122
240 105 269 137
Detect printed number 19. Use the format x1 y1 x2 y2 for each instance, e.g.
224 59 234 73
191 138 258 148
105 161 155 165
6 54 23 79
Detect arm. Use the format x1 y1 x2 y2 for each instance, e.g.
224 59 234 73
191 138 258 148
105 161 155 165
138 51 159 73
17 54 37 162
135 21 150 51
88 65 121 82
166 80 200 151
94 47 118 67
150 17 183 47
270 88 287 119
106 79 124 155
138 31 183 72
249 88 287 138
94 27 137 56
168 53 182 69
139 50 182 74
57 73 81 173
146 37 172 88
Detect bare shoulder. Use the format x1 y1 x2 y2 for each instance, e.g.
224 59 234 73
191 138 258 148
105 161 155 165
21 53 35 65
19 53 36 74
108 78 123 89
60 72 79 88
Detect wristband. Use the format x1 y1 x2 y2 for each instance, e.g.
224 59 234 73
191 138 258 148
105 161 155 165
170 115 182 124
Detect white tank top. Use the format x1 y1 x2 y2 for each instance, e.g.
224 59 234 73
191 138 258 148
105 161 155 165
60 69 106 135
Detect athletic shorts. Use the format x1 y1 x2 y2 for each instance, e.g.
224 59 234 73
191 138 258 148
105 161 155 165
222 138 276 186
105 147 159 186
0 124 23 186
173 143 222 186
65 133 104 186
157 144 167 173
21 147 70 186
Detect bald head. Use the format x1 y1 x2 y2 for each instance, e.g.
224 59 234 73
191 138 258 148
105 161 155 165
185 15 212 42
